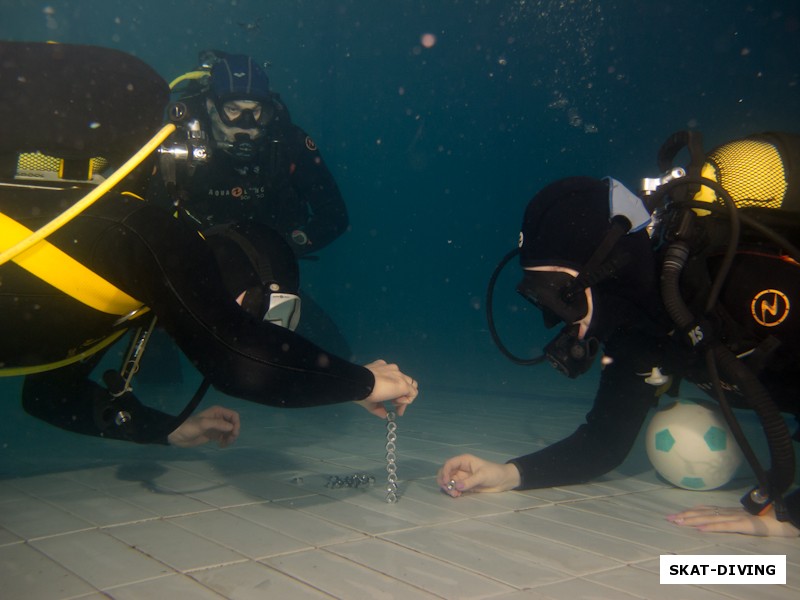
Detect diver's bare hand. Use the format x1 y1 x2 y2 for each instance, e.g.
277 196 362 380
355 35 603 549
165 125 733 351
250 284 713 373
167 405 240 448
354 359 418 418
667 505 800 537
437 453 521 497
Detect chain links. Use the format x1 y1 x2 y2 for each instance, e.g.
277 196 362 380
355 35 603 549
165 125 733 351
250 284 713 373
325 473 375 489
319 411 399 503
385 410 398 503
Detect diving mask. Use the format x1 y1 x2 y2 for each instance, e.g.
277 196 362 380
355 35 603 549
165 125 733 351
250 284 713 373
214 99 272 129
207 98 269 160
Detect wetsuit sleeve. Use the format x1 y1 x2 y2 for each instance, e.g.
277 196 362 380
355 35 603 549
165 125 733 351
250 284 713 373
286 126 348 255
508 334 662 489
93 201 373 408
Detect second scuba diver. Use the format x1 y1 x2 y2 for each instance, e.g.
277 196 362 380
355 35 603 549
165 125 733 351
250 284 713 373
150 50 353 359
438 131 800 537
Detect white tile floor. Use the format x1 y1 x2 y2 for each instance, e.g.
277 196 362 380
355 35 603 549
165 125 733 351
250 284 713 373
0 385 797 599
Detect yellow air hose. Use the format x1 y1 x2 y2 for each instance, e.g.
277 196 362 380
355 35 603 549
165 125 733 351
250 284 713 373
0 123 177 268
168 70 209 90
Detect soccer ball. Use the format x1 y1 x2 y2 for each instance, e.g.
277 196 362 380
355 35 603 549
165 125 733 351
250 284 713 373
645 398 743 490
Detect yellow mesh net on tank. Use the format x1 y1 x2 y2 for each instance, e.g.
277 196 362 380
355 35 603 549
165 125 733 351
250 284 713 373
15 152 108 182
696 139 787 210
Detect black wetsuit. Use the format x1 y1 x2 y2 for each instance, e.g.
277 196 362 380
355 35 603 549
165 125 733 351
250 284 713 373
149 102 348 258
0 186 373 444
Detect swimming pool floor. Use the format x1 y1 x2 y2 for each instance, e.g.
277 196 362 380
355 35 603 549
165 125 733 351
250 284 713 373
0 387 797 599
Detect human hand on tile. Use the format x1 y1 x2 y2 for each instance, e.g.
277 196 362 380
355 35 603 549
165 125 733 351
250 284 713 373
667 505 800 537
437 453 521 497
167 405 241 448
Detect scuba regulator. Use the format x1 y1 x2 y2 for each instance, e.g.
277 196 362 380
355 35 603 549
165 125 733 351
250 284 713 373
157 100 213 193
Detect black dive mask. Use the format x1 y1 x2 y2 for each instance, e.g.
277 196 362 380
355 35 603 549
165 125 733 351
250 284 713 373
221 106 259 128
214 99 273 128
515 270 588 326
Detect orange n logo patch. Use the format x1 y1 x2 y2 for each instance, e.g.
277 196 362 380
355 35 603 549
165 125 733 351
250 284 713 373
750 289 790 327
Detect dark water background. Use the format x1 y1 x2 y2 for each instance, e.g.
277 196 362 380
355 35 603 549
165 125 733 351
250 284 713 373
1 1 799 441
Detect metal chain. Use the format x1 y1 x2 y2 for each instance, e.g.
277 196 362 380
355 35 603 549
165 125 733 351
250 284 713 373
319 411 399 503
325 473 375 489
385 411 398 503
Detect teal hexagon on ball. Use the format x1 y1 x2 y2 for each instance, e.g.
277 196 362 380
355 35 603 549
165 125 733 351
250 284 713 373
654 429 676 452
703 426 727 451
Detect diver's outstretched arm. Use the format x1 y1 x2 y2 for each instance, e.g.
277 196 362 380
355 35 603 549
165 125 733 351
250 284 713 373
93 200 416 411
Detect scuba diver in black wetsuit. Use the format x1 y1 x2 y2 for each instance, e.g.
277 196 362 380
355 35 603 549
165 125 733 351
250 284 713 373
0 41 418 448
438 131 800 537
151 50 348 256
149 50 352 357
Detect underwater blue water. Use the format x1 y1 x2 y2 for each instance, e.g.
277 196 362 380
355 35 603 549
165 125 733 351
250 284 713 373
1 1 799 436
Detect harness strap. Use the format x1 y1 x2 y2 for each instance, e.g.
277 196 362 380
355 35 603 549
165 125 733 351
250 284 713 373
0 212 144 315
0 330 128 377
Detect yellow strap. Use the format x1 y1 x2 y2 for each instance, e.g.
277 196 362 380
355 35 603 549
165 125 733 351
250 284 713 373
0 329 128 377
0 212 143 315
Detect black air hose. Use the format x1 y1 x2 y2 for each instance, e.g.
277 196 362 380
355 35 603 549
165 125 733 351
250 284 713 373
486 247 547 366
712 344 795 494
660 241 795 497
660 241 693 330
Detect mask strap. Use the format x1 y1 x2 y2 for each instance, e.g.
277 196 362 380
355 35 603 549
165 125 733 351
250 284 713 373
562 216 631 303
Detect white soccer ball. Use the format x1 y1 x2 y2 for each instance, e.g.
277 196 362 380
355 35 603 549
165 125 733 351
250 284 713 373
645 398 744 490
